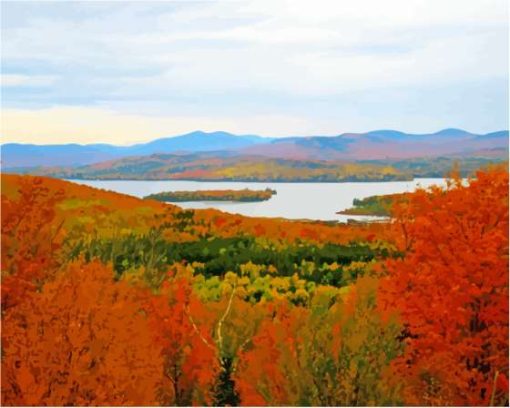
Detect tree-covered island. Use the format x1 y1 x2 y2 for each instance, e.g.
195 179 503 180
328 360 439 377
144 188 277 202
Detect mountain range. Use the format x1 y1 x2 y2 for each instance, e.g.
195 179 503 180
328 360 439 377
2 129 507 183
2 129 508 170
1 131 271 168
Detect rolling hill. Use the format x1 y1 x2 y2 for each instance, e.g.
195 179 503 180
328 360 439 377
8 152 507 182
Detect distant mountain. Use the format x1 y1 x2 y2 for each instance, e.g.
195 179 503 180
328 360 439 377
475 130 509 140
432 128 473 137
0 143 123 168
243 129 509 160
125 131 269 156
1 131 272 168
2 129 507 169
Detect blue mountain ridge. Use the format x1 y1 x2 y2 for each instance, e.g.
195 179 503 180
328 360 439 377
1 129 507 168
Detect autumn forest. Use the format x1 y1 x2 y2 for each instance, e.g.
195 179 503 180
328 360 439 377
1 166 508 406
3 0 510 405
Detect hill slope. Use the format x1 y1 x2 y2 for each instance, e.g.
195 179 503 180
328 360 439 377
11 152 507 182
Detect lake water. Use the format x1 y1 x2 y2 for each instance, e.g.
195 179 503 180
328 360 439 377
68 179 448 222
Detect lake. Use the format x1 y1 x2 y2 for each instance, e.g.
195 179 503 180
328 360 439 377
68 179 448 222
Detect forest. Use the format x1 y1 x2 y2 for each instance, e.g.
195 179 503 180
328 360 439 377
11 154 507 182
1 167 508 406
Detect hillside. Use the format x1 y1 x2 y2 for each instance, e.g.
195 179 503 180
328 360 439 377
9 152 506 182
13 155 410 181
2 170 508 406
0 173 380 245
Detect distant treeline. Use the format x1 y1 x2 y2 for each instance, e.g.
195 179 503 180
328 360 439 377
10 155 507 182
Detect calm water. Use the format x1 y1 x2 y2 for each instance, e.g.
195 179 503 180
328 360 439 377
68 179 448 222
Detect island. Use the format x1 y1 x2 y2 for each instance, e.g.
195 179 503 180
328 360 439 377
144 188 277 202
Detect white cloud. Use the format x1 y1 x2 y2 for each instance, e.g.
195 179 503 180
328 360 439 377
1 74 57 87
1 0 507 142
0 107 313 144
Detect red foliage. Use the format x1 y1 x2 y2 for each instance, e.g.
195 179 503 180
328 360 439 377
1 177 65 309
1 261 163 406
379 168 509 405
2 170 508 406
234 303 305 406
147 272 219 405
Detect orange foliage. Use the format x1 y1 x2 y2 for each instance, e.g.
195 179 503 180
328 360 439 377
1 176 65 309
1 173 382 247
147 267 220 406
379 168 509 405
2 170 508 406
1 260 163 406
194 207 381 245
234 303 306 406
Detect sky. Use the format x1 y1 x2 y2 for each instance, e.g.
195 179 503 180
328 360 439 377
1 0 508 145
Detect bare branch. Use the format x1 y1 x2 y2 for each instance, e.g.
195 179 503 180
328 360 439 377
216 283 237 355
184 305 216 353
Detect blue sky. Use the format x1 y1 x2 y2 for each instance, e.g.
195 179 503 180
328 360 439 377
1 0 508 144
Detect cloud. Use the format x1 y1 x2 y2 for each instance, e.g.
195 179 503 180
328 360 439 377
0 0 508 142
1 74 57 87
0 107 313 144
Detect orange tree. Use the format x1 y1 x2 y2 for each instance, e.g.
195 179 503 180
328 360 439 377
146 266 219 406
379 168 509 405
1 177 66 310
1 261 163 406
234 278 402 406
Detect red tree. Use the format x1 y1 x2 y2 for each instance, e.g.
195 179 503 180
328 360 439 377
2 261 163 406
1 177 66 309
379 168 509 405
147 267 220 406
